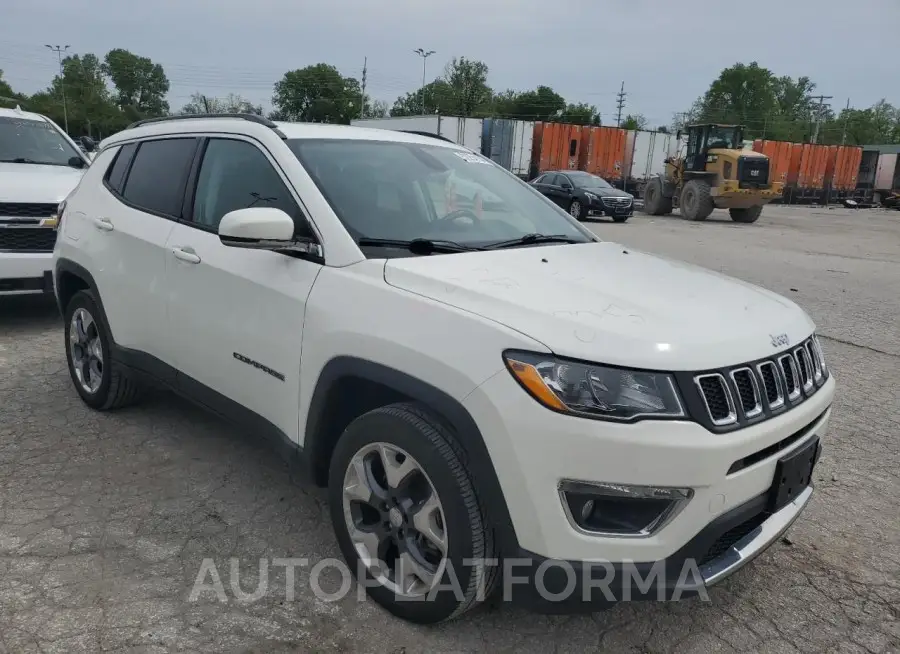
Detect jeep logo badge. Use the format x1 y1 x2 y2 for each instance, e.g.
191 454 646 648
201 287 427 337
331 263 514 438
770 333 789 348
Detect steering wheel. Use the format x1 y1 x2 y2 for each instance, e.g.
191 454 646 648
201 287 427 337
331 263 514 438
430 208 481 227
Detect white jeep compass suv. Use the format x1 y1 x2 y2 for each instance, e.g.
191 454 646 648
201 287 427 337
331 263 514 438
52 114 835 624
1 106 93 294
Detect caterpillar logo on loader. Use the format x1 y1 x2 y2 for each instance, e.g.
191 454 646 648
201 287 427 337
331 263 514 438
642 124 784 223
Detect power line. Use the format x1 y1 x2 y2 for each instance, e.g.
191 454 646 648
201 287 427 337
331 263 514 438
615 81 626 127
810 94 833 144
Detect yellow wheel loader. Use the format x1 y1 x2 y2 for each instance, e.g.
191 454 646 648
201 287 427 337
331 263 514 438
643 124 783 223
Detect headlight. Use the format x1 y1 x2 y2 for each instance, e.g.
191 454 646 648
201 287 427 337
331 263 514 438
503 350 685 421
584 192 598 202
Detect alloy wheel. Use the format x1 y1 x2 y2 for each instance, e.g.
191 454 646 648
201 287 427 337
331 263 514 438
342 442 448 598
570 201 581 217
69 307 104 394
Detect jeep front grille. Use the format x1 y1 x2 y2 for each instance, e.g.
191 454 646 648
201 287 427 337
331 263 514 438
691 337 828 430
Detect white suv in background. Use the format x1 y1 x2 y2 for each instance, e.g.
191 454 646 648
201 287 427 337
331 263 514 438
0 106 94 295
53 114 836 624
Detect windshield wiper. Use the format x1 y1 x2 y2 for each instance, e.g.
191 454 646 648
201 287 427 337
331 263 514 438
482 233 584 250
357 237 483 254
0 157 65 166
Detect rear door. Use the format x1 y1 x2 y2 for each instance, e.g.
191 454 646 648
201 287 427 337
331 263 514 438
78 137 198 368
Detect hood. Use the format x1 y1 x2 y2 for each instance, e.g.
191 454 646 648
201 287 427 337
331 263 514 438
0 163 86 204
383 242 814 371
584 186 632 198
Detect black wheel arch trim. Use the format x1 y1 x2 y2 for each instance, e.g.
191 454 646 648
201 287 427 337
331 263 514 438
54 258 109 325
304 356 520 555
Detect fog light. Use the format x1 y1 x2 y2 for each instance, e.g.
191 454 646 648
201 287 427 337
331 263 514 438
559 480 693 538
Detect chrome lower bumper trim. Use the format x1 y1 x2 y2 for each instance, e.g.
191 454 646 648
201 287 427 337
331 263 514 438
700 485 813 586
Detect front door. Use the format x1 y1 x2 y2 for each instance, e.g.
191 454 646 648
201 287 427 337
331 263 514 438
165 136 322 441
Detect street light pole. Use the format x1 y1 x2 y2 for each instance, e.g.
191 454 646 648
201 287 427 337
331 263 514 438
413 48 435 115
45 44 70 133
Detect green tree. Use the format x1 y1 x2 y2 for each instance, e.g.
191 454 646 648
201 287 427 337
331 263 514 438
180 92 262 115
836 100 900 145
621 113 648 130
559 102 601 126
31 53 123 137
0 69 22 104
273 63 361 123
492 85 565 120
102 48 170 117
697 62 779 136
390 79 455 116
390 57 493 117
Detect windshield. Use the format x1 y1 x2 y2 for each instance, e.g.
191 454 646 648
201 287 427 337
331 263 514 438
706 126 740 150
566 171 613 189
287 138 595 251
0 116 82 166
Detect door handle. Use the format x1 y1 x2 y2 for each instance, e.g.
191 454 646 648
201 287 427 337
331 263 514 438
171 247 201 264
92 217 114 232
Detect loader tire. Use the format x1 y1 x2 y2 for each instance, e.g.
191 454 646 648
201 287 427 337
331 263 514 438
729 206 763 223
680 180 714 221
643 178 673 216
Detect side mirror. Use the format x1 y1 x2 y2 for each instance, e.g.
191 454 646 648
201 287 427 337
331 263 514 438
80 136 96 153
218 207 321 257
67 156 86 169
560 181 572 190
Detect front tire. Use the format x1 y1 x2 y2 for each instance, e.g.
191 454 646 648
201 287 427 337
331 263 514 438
64 290 142 410
680 180 714 221
569 199 586 220
328 403 498 624
612 214 630 223
643 178 673 215
729 205 763 223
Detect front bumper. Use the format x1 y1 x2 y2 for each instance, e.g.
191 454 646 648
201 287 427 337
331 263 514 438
507 482 815 612
586 197 634 217
0 252 55 295
463 368 834 604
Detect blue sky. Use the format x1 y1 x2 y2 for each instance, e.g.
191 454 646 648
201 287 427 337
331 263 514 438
2 0 898 126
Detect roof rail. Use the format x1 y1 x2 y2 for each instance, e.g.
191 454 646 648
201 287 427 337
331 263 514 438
399 130 455 143
126 113 286 138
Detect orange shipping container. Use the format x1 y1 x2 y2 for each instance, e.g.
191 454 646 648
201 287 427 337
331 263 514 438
579 126 627 180
752 139 793 185
788 144 829 190
531 122 583 174
832 146 863 190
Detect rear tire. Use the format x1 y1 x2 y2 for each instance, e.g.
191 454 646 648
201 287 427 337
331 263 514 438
680 180 714 221
64 290 143 410
729 205 763 223
643 178 673 216
328 403 498 624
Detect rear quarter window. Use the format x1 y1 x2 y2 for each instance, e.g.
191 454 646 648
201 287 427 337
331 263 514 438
104 142 137 194
121 138 198 217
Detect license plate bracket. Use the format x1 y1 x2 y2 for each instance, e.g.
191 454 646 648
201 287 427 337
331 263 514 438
769 437 819 512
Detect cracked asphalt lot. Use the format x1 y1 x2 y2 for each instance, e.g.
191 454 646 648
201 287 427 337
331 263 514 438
1 205 898 653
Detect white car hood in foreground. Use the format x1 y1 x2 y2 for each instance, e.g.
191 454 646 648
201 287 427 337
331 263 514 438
0 163 85 204
383 242 815 371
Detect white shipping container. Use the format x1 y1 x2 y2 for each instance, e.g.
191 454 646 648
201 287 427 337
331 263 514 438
874 153 898 191
626 130 672 181
510 120 534 177
350 116 484 152
350 115 441 134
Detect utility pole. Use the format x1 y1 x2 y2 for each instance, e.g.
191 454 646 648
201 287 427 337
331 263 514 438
841 98 851 145
360 57 367 119
810 94 833 144
413 48 435 115
45 44 70 133
615 81 627 127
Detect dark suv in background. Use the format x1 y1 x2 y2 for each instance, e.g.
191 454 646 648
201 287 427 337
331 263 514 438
530 170 634 222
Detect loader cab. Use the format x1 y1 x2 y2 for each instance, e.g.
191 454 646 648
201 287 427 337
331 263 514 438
682 124 744 171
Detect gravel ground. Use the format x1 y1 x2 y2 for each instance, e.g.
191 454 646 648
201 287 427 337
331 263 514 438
0 204 897 653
